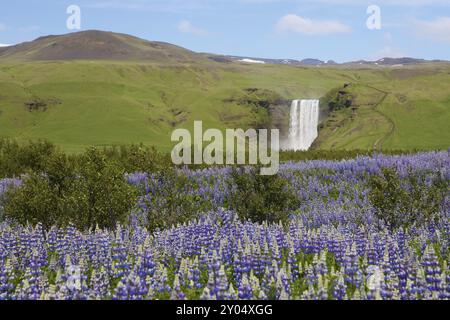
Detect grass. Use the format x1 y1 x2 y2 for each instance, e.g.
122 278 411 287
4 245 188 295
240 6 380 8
0 60 449 152
314 65 450 151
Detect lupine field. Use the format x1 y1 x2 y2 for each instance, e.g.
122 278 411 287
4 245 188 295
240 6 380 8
0 151 449 300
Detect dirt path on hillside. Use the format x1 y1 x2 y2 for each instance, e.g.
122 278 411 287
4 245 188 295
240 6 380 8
364 85 396 151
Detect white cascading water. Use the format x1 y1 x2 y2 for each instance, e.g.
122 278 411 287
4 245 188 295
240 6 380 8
287 99 320 151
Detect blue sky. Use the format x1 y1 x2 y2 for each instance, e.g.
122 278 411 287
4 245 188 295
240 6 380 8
1 0 450 62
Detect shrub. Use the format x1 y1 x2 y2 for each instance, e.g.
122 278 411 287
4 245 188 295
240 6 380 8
0 139 58 178
2 148 137 230
0 140 174 179
227 167 299 224
368 167 448 230
74 148 138 229
136 170 212 230
102 144 172 173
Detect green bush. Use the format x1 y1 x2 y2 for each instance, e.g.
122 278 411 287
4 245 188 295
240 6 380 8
3 148 137 230
3 174 64 228
0 139 174 179
368 167 448 230
0 139 58 178
227 167 299 224
102 144 172 173
138 170 212 230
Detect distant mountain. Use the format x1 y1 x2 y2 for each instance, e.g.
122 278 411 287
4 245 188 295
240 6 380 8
222 55 339 66
345 57 448 66
223 55 447 66
222 55 303 65
0 30 447 67
0 30 206 63
299 58 323 65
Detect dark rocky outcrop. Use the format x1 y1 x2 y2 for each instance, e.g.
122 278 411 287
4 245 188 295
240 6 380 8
24 98 62 112
321 85 354 113
225 88 290 109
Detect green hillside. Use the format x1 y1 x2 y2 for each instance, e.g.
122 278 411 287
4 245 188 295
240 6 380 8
314 66 450 151
0 34 449 152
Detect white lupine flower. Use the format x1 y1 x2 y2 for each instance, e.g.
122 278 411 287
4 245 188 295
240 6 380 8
367 265 383 291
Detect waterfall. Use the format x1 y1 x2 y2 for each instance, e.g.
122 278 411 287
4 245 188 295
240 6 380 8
287 99 320 151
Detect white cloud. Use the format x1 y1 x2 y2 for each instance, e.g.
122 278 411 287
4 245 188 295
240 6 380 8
276 14 351 35
178 20 208 36
0 44 10 47
415 17 450 43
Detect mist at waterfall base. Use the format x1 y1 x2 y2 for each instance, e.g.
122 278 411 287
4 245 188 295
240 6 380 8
282 99 320 151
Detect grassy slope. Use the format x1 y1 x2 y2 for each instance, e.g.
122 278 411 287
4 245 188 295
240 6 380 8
314 65 450 151
0 60 449 152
